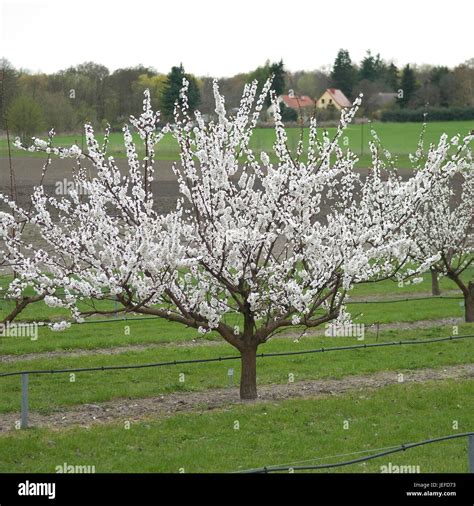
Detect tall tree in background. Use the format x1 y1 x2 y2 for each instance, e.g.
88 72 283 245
330 49 356 98
75 62 109 123
385 63 399 91
6 95 44 141
429 66 452 107
248 60 286 105
269 60 286 101
397 64 417 108
133 73 167 111
359 50 377 81
0 58 18 129
162 64 200 121
105 65 154 124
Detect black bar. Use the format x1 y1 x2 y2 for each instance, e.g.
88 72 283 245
0 473 473 505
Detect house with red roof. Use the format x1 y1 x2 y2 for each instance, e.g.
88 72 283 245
267 94 315 121
316 88 352 111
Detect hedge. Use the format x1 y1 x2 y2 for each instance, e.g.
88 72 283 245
381 107 474 123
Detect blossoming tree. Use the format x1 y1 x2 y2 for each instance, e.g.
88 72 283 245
0 83 465 399
407 136 473 321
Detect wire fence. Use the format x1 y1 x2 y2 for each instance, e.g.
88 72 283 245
1 333 472 379
0 290 464 304
2 332 472 431
237 432 474 473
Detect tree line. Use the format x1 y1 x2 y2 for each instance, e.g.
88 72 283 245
1 50 473 139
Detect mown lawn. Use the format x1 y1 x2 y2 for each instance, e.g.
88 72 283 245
0 379 471 473
1 120 472 168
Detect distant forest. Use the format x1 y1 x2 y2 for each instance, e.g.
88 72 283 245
1 49 473 139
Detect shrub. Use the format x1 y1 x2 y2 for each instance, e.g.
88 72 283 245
381 106 474 122
6 95 44 141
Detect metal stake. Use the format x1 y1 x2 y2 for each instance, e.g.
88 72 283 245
21 373 28 429
468 434 474 473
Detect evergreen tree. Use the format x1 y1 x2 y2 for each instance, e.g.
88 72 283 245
280 102 298 122
269 59 286 98
385 63 399 91
397 64 417 108
359 51 386 82
330 49 356 98
162 64 200 121
359 50 376 81
248 60 286 105
373 53 387 81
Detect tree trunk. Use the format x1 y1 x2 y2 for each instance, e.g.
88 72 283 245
430 269 441 296
465 281 474 323
1 295 44 325
240 344 258 400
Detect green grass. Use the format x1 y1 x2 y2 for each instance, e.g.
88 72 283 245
0 324 472 414
0 379 471 473
2 120 472 168
0 272 472 474
0 295 467 357
348 267 473 297
0 269 471 356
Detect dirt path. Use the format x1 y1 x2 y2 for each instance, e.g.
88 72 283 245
0 363 472 432
347 290 460 302
0 338 223 364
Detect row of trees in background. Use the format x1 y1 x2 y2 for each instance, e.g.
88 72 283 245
331 50 474 117
1 50 473 137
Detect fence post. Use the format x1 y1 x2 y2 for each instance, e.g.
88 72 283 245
21 373 29 429
469 434 474 473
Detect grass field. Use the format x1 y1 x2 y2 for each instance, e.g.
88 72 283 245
0 325 473 414
0 267 473 473
0 380 471 473
0 268 472 356
1 120 473 168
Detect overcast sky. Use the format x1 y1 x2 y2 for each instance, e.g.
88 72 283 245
1 0 473 76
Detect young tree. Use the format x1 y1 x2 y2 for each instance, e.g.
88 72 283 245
0 220 45 325
0 84 459 399
330 49 356 98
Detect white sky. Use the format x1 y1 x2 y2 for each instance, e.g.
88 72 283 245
1 0 473 76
